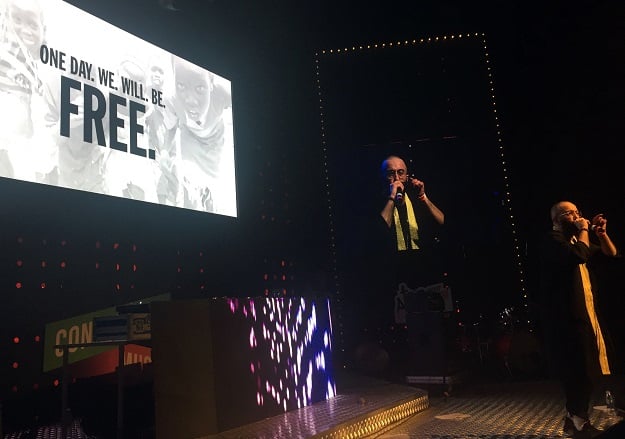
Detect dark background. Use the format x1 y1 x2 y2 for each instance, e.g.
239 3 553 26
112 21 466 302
2 0 625 412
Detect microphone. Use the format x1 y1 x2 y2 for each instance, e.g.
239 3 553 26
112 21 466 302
590 224 606 232
395 187 404 203
590 214 605 232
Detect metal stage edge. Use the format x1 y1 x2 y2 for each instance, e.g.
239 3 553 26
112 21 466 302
198 372 429 439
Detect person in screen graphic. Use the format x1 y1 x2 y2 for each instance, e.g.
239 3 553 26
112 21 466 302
0 0 51 180
0 0 45 119
539 201 623 438
379 155 445 288
145 54 180 206
161 55 232 213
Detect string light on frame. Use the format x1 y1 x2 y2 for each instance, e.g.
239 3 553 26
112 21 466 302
315 31 528 357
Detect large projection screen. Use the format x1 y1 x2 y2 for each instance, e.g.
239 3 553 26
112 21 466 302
0 0 236 216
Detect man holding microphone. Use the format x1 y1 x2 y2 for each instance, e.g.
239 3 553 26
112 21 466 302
540 200 622 437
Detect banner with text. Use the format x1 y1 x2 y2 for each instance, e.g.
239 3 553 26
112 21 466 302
43 294 169 372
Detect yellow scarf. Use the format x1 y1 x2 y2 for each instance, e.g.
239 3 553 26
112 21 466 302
579 263 611 374
571 236 611 374
393 194 419 251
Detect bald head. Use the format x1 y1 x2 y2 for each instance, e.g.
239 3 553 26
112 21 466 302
550 200 583 233
551 201 576 221
381 156 408 182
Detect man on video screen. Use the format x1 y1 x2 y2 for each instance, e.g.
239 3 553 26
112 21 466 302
379 155 445 288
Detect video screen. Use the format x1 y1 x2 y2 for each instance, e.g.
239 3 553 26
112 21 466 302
151 297 336 434
215 297 336 423
0 0 236 216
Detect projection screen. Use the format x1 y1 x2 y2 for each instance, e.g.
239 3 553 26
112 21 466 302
0 0 236 216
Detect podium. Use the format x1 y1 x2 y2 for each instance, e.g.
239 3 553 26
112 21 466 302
151 297 335 439
402 284 461 384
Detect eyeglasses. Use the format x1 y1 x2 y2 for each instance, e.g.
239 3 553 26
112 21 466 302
385 169 406 178
559 210 582 218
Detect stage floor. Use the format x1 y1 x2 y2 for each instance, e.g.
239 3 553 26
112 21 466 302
208 372 624 439
3 371 624 438
379 377 623 438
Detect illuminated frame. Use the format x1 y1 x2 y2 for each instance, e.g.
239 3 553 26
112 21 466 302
314 33 527 355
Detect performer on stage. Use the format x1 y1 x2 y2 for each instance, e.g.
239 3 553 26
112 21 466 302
539 200 622 437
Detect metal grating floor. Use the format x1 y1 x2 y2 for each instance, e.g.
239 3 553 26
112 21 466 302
377 378 623 438
204 373 624 439
201 373 428 439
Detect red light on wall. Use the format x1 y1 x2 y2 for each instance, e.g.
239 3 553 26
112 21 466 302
34 335 41 342
199 268 204 273
40 282 46 289
95 262 100 269
41 260 47 268
115 263 120 271
132 264 137 272
53 379 59 387
15 282 22 289
60 261 67 268
113 243 120 250
132 244 137 252
16 259 23 267
13 336 19 344
12 362 19 369
115 284 121 291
